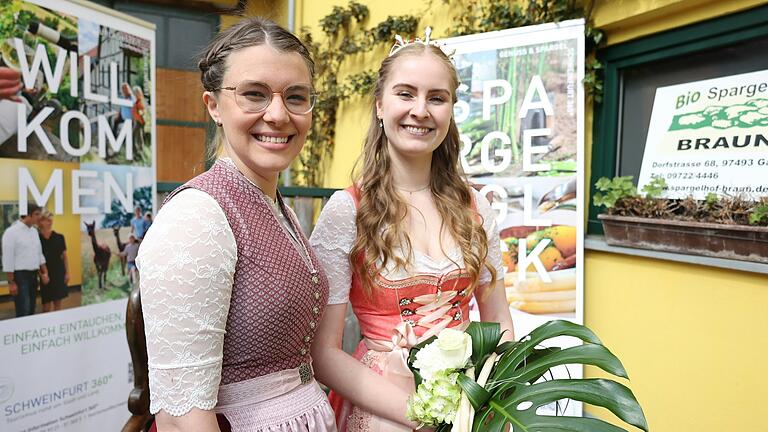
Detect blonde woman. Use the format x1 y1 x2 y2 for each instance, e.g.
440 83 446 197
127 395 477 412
131 85 146 158
309 33 514 431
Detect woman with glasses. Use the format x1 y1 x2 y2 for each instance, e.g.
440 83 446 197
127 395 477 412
137 17 336 432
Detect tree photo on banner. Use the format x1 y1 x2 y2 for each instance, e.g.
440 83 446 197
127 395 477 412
442 19 585 417
0 0 155 430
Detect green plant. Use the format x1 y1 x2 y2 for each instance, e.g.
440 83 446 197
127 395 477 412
594 176 768 226
750 203 768 225
592 176 637 209
296 0 605 186
593 176 679 219
640 176 666 199
408 321 648 432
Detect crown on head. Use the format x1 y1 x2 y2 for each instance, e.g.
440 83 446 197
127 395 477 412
388 26 455 59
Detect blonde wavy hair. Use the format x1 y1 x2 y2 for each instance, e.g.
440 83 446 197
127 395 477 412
350 43 496 297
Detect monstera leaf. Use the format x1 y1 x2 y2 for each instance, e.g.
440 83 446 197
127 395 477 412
472 320 647 432
413 320 648 432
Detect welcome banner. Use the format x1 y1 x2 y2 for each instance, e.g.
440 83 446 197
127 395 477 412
443 20 585 417
0 0 155 430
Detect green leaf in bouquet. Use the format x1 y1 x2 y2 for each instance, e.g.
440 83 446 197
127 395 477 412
492 320 602 381
492 344 628 394
457 374 491 410
465 321 501 368
469 320 647 432
475 379 648 432
495 340 517 354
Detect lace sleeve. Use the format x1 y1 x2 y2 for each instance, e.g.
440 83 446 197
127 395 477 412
474 190 506 285
309 191 357 305
137 189 237 416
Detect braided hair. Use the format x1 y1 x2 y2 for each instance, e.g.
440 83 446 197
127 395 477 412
198 17 314 161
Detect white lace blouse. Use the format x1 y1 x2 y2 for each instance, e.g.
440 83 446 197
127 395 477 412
137 187 303 416
137 189 236 416
309 189 505 305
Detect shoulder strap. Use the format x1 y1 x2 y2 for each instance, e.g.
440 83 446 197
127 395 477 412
345 185 360 209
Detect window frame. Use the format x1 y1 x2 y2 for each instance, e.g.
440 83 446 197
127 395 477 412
588 4 768 234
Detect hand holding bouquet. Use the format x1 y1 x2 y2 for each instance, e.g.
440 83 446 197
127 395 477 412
406 320 648 432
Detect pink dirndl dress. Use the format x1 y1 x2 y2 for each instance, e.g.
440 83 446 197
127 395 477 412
142 160 337 432
328 187 477 432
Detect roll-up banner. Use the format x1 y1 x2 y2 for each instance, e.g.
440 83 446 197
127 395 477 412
444 20 585 416
0 0 155 430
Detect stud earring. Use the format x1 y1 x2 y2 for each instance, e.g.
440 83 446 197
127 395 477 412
216 121 222 127
378 118 383 128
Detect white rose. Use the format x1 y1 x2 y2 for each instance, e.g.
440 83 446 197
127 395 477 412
413 329 472 381
436 329 472 370
414 343 443 381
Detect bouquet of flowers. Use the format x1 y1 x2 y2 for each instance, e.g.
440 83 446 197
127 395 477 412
406 320 648 432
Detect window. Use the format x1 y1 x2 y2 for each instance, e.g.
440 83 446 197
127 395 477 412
589 4 768 233
92 0 219 70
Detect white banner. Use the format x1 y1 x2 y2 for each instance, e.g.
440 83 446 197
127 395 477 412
0 0 155 430
1 300 132 431
443 20 585 417
638 69 768 199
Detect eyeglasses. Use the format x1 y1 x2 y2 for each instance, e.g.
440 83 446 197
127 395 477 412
217 81 317 115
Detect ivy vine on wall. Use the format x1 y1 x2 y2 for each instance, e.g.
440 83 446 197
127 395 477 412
295 2 419 187
295 0 604 187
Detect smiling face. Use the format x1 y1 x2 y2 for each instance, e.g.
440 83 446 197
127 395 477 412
203 44 312 184
376 52 454 160
38 215 52 231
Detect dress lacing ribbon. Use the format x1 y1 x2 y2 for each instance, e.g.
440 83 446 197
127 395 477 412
362 289 469 431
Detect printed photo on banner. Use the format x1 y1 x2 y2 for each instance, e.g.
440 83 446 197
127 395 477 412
77 163 152 305
0 1 153 431
442 20 585 416
0 0 155 321
638 69 768 199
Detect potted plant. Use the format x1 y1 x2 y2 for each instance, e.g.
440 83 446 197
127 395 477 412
593 176 768 263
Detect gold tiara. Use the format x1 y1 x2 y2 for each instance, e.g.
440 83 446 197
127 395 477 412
388 26 455 59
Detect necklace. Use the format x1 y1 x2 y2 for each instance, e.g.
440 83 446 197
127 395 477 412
395 184 430 195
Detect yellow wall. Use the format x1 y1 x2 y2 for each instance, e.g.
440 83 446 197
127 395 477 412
297 0 768 430
585 252 768 431
222 0 289 29
593 0 768 45
585 1 767 430
297 0 457 188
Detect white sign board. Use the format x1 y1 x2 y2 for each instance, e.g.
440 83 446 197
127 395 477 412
638 69 768 199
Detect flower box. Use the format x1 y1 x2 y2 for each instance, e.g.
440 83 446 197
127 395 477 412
598 214 768 264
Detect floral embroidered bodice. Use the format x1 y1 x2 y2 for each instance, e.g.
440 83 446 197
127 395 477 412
138 160 329 417
309 189 505 341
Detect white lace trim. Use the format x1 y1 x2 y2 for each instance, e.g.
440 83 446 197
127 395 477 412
309 189 505 305
137 188 237 416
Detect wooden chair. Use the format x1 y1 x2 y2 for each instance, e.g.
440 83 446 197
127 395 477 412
122 283 154 432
